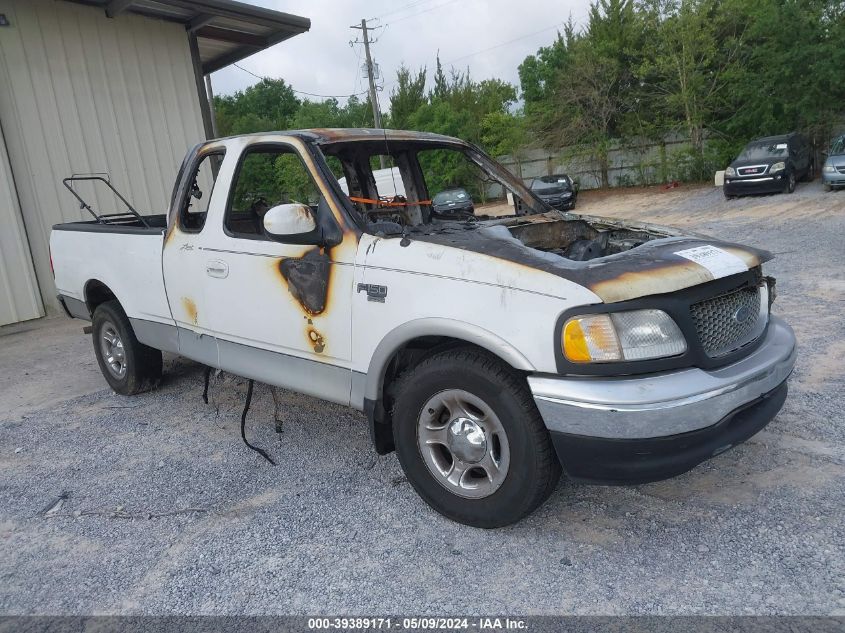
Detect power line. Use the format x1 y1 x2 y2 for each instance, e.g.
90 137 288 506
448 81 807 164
232 63 369 99
445 21 566 65
372 0 438 21
382 0 463 26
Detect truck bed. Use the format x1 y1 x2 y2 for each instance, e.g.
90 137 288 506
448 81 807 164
51 214 173 327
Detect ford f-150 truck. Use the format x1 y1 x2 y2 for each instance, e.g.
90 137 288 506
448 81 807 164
51 129 796 527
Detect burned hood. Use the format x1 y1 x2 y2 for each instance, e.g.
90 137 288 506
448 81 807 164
400 213 771 303
565 235 769 302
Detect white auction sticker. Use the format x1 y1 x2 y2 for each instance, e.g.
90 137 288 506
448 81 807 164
674 245 747 279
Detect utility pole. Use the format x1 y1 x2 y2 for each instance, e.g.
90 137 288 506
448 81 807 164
352 18 386 168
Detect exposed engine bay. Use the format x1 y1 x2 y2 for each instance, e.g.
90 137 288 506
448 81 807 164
481 213 670 261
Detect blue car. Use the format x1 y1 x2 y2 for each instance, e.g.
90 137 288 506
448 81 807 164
822 134 845 192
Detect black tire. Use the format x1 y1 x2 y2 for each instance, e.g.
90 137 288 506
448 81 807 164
786 171 796 193
824 183 832 192
92 300 162 395
392 347 561 528
723 190 735 200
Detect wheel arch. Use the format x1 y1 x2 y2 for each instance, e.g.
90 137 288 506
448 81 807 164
362 318 535 454
84 279 121 317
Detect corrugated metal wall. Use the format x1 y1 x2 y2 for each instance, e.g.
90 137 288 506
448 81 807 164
0 0 207 319
0 121 43 325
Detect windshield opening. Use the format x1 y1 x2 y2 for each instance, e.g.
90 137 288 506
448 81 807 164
318 140 548 232
830 135 845 156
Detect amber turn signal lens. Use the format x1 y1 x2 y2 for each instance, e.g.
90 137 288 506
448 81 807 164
562 314 622 362
562 310 686 363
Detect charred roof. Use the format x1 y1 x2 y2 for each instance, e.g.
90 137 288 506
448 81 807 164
212 128 469 148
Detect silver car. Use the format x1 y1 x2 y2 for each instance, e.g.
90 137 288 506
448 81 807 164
822 134 845 191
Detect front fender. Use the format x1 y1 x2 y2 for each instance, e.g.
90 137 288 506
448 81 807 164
360 317 535 405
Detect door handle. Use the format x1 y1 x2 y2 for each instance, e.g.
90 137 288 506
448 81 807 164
206 260 229 279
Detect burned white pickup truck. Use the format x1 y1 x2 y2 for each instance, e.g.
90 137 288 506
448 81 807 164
50 129 796 527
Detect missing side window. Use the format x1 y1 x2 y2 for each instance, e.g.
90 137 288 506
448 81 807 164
180 151 225 233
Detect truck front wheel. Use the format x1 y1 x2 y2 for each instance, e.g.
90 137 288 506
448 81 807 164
92 300 162 395
392 347 561 528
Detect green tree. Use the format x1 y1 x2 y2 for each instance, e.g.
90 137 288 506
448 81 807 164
275 153 319 205
520 0 645 186
389 64 427 129
406 64 517 147
632 0 748 177
518 21 575 105
214 78 300 136
290 95 373 129
545 48 626 186
432 54 449 101
481 111 529 176
717 0 845 151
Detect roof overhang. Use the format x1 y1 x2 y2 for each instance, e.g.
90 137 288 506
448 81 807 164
62 0 310 74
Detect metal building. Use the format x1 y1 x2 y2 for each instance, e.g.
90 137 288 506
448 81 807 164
0 0 309 326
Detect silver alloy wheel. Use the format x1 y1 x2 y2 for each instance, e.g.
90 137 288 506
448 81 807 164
100 321 127 378
417 389 510 499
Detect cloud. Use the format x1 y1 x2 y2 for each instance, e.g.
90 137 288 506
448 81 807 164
210 0 591 106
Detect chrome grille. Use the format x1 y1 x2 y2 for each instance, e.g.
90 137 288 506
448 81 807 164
738 164 768 176
836 166 845 175
690 285 765 357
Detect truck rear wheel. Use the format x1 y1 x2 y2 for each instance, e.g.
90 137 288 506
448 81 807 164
391 347 561 528
92 300 161 395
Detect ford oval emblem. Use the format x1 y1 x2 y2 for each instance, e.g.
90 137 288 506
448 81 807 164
733 305 752 324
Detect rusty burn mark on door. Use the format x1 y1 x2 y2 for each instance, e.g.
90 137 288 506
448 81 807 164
181 297 198 325
278 248 331 316
306 327 326 353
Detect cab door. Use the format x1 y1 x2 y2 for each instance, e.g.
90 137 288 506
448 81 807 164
200 136 358 405
162 146 227 367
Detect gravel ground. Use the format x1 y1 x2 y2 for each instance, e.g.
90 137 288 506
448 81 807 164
1 181 843 615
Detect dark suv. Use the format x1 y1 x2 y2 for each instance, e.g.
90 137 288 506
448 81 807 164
530 174 577 210
724 133 813 198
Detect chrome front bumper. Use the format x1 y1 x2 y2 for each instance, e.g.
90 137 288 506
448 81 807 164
529 316 796 440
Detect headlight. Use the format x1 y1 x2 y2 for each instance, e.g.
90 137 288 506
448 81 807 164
725 167 736 177
562 310 687 363
824 164 835 173
770 162 785 173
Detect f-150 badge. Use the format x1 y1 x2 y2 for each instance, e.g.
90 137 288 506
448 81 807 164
357 283 387 303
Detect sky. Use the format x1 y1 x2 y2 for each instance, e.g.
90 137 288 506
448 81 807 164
210 0 593 104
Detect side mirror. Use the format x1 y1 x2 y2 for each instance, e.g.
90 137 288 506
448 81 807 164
263 203 321 245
